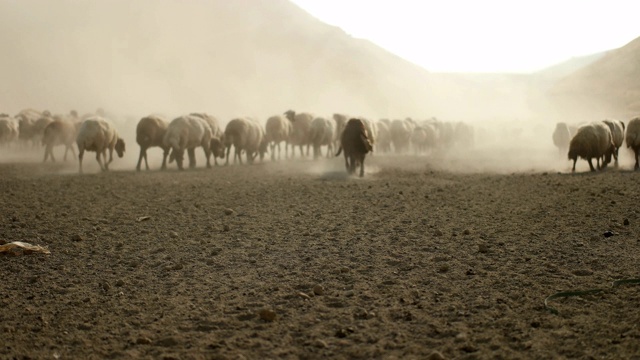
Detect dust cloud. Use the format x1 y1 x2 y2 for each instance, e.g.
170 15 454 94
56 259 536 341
0 0 626 175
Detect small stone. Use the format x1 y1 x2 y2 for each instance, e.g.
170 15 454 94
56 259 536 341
298 292 311 300
426 350 446 360
314 339 328 348
101 282 110 292
463 229 471 235
71 234 84 242
77 323 92 331
603 231 614 238
169 231 179 238
115 279 125 287
624 218 630 226
223 224 230 232
438 264 449 273
258 309 276 322
224 208 234 215
136 336 152 345
312 285 325 296
434 230 443 236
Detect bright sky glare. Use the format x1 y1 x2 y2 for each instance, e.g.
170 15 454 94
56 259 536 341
290 0 640 73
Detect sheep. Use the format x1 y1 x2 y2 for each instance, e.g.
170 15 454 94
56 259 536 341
309 116 336 159
625 117 640 170
375 120 392 153
602 119 625 167
163 115 213 170
76 117 126 174
42 116 79 162
335 118 373 177
411 125 438 154
265 114 292 161
223 117 266 165
552 122 572 156
0 115 19 147
284 110 313 158
14 109 44 147
390 118 414 153
568 122 615 172
332 113 348 151
135 115 170 171
189 113 225 166
453 121 475 148
360 117 378 148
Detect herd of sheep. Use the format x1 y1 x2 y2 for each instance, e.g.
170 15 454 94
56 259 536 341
6 108 640 174
553 118 640 172
0 109 475 176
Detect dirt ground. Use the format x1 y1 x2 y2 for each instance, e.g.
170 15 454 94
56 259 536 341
1 147 640 360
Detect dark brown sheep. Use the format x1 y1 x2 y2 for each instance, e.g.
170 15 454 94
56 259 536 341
335 118 373 177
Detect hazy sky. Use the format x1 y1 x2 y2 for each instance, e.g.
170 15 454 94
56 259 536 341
290 0 640 73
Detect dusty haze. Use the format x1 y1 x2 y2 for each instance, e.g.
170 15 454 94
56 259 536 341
0 0 636 173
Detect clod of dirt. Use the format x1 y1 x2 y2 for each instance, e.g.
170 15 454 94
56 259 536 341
339 267 350 273
434 230 444 237
572 269 594 276
313 284 325 296
603 231 615 238
71 234 84 242
224 208 234 215
463 229 471 235
136 336 152 345
223 224 230 232
438 264 450 273
101 282 111 292
258 309 276 322
115 279 125 287
426 350 446 360
313 339 328 348
335 327 354 338
156 337 179 347
478 243 489 253
624 218 630 226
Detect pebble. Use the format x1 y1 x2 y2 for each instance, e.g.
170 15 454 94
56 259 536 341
434 230 443 236
298 292 311 300
624 218 630 226
169 231 179 239
223 224 230 232
115 279 125 287
339 267 350 273
426 350 446 360
313 284 325 296
71 234 84 242
224 208 234 215
258 309 276 322
603 230 615 238
136 336 152 345
314 339 328 348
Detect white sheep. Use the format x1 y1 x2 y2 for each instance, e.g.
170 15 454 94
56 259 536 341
411 125 438 154
163 115 213 170
625 117 640 170
390 118 414 153
552 122 572 156
568 122 615 172
332 113 349 151
265 115 292 161
360 117 378 148
190 113 226 165
136 115 170 171
602 119 625 167
42 116 80 162
375 120 392 153
309 116 336 159
76 117 126 174
284 110 313 158
0 115 19 147
224 117 267 165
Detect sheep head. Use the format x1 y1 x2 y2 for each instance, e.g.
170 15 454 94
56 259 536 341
284 110 295 122
115 138 126 158
210 137 225 159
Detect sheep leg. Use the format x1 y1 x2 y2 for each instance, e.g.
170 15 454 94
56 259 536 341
43 145 51 162
143 150 150 170
96 151 105 171
187 148 196 168
161 149 169 170
136 147 146 171
225 146 231 165
236 148 243 165
78 148 84 174
359 155 365 177
203 147 212 169
587 158 596 172
635 149 639 170
270 143 276 162
349 155 357 175
343 152 349 172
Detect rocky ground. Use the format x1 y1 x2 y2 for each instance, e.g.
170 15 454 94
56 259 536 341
1 149 639 360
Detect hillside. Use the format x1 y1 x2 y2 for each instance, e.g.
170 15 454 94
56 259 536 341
0 0 548 122
550 36 640 120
